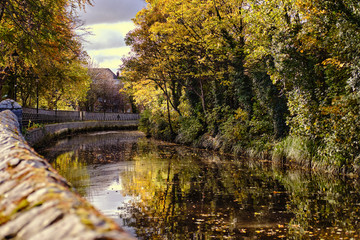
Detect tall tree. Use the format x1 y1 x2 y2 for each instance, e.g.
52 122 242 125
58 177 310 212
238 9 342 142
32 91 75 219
0 0 92 109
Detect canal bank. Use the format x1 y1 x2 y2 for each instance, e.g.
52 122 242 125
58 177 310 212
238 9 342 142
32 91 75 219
0 110 135 239
25 120 139 148
41 126 360 239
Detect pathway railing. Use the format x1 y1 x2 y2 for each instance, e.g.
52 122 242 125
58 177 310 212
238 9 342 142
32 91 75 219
22 107 140 126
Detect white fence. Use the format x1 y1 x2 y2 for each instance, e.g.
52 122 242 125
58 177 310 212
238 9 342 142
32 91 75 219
22 107 140 125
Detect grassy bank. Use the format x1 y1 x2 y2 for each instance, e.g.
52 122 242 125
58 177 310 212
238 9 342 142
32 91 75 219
138 109 360 175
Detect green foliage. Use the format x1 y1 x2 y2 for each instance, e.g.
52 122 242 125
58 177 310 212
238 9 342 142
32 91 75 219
287 89 319 139
272 136 316 166
0 0 91 109
139 109 176 141
139 109 152 137
219 110 249 153
247 101 276 158
176 116 204 145
316 94 360 171
126 0 360 173
27 120 43 130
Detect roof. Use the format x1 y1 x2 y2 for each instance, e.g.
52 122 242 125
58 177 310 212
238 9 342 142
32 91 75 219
88 68 117 80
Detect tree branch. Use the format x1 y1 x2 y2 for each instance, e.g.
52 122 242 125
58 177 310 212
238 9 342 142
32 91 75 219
0 0 7 23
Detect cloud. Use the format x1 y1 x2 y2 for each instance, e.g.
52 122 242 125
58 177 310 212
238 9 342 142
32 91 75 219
80 0 147 25
83 22 135 50
77 0 145 72
88 46 131 72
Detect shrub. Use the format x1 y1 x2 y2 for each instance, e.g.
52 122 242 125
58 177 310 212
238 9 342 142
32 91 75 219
316 94 360 172
139 109 152 137
219 109 250 153
176 116 204 145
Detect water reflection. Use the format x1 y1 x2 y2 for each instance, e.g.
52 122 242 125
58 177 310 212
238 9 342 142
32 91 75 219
40 131 360 239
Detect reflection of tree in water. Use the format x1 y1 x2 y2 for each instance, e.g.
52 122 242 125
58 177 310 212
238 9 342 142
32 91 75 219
52 151 90 196
41 131 144 162
118 139 360 239
44 134 360 239
43 131 144 198
119 140 293 239
278 172 360 238
77 141 137 164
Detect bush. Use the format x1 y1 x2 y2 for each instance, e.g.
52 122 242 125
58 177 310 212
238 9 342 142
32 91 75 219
139 109 175 141
316 94 360 172
139 109 152 137
219 109 250 153
152 117 173 141
176 116 204 145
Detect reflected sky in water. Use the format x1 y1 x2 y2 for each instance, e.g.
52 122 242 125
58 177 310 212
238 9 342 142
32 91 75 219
40 131 360 239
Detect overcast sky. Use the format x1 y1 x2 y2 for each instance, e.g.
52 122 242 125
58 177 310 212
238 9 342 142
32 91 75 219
78 0 147 73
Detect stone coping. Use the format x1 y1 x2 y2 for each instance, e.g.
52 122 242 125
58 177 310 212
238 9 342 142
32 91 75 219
0 99 21 110
0 110 135 239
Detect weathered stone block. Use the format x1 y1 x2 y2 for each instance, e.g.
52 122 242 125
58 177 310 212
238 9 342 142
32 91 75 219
0 99 22 129
0 110 135 239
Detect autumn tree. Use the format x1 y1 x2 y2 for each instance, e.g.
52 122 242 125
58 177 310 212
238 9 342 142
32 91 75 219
245 0 360 170
122 0 279 146
123 0 360 172
0 0 92 109
80 68 130 113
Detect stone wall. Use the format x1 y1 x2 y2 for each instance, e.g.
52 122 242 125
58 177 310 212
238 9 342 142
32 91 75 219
25 120 139 147
0 110 135 239
0 99 22 129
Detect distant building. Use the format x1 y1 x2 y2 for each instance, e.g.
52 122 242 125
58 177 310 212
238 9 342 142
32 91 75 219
86 68 133 113
89 68 117 82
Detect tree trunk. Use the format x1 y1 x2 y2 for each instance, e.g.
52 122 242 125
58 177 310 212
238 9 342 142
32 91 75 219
199 78 207 114
166 94 174 137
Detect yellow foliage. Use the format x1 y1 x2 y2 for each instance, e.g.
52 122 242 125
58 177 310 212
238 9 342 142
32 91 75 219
321 58 345 69
234 108 249 121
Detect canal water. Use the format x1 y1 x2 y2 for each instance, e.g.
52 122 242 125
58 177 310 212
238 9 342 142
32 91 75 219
40 131 360 239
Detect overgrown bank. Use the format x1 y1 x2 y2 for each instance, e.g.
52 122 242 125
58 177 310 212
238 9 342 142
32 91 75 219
121 0 360 174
